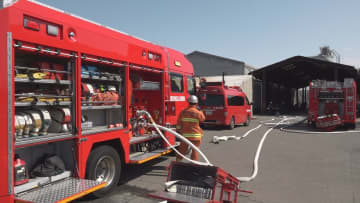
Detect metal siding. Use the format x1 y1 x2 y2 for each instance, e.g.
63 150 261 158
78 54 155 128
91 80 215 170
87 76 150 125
7 32 13 195
187 53 245 77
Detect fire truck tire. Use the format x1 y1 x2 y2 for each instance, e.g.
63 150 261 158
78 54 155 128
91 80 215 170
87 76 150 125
228 117 235 130
244 116 250 126
86 145 121 197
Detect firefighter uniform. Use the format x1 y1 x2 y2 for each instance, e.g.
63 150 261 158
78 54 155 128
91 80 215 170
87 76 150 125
176 105 205 161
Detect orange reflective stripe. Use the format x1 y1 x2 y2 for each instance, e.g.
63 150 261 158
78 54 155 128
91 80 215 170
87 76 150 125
182 117 199 122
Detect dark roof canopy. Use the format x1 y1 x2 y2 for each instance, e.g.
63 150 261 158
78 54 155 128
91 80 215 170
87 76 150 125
251 56 357 88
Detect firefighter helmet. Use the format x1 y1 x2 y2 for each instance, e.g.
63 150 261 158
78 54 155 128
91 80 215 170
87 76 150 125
187 95 198 104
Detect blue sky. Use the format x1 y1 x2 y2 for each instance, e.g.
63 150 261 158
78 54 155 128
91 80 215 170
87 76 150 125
36 0 360 68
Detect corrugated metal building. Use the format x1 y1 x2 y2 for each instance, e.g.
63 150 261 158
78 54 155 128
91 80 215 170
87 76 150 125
187 51 255 76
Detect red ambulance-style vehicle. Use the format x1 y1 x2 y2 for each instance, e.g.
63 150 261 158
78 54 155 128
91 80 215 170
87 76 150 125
0 0 196 202
308 78 357 131
198 81 252 129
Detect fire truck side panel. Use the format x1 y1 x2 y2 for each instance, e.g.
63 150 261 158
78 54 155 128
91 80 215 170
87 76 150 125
79 131 129 178
9 0 165 70
0 7 13 199
165 48 194 126
308 84 318 124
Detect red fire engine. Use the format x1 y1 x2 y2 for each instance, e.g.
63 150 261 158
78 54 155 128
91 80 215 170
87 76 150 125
0 0 196 202
308 78 357 131
198 80 252 129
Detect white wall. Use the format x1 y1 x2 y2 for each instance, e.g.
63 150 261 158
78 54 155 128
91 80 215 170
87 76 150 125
197 75 254 102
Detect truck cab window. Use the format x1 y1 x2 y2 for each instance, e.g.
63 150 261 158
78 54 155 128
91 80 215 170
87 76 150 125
170 73 183 93
199 94 224 106
187 76 196 95
227 95 244 106
245 96 250 105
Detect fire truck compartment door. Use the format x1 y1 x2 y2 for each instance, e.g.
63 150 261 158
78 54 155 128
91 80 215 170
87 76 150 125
15 178 106 203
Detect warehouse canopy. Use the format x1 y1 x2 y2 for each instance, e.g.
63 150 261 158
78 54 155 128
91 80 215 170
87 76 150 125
250 56 357 88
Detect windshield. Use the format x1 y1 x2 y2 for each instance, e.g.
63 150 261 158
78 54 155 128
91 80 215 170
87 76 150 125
170 73 184 93
199 94 224 106
187 76 196 95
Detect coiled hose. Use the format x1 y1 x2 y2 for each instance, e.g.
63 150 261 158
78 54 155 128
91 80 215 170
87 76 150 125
137 110 213 166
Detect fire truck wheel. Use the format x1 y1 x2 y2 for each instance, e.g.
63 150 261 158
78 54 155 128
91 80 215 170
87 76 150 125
244 116 250 126
228 117 235 130
86 145 121 197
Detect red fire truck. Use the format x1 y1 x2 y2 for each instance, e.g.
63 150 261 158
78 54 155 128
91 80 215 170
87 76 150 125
308 78 357 131
198 81 252 129
0 0 196 202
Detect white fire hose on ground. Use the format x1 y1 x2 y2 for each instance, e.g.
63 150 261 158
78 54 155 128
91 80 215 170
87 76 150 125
212 118 277 143
236 116 298 182
138 110 303 183
280 119 360 134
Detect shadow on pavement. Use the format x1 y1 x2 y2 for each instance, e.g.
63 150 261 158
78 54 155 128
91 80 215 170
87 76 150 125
119 157 169 184
76 157 170 202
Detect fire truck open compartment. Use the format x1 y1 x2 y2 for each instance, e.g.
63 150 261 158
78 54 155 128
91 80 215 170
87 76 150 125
14 140 76 194
131 68 162 122
14 43 76 146
12 41 106 202
128 67 172 164
80 57 125 135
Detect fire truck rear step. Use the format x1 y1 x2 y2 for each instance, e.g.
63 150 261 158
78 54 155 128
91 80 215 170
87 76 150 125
15 178 105 203
129 148 172 164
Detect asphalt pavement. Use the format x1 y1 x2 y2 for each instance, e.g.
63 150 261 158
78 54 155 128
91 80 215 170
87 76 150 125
77 115 360 203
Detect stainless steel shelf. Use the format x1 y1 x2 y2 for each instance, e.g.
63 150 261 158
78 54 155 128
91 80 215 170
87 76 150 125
81 125 124 135
15 133 74 147
15 93 71 98
81 75 122 82
81 105 122 110
15 101 71 107
130 133 161 144
15 66 72 74
15 78 71 85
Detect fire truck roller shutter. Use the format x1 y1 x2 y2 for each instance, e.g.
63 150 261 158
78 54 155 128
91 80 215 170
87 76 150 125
86 145 121 197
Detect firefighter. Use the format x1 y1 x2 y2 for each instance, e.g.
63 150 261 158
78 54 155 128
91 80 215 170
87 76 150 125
176 95 205 161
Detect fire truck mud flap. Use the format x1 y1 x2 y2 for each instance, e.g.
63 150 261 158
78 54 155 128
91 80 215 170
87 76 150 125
14 178 106 203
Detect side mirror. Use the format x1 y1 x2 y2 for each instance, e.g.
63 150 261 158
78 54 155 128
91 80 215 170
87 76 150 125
249 102 253 106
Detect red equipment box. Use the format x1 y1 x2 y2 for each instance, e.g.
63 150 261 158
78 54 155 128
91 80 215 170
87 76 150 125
149 162 242 203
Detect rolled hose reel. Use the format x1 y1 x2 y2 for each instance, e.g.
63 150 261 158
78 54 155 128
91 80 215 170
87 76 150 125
14 114 26 139
48 108 71 133
35 109 52 136
19 113 33 138
25 111 42 137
